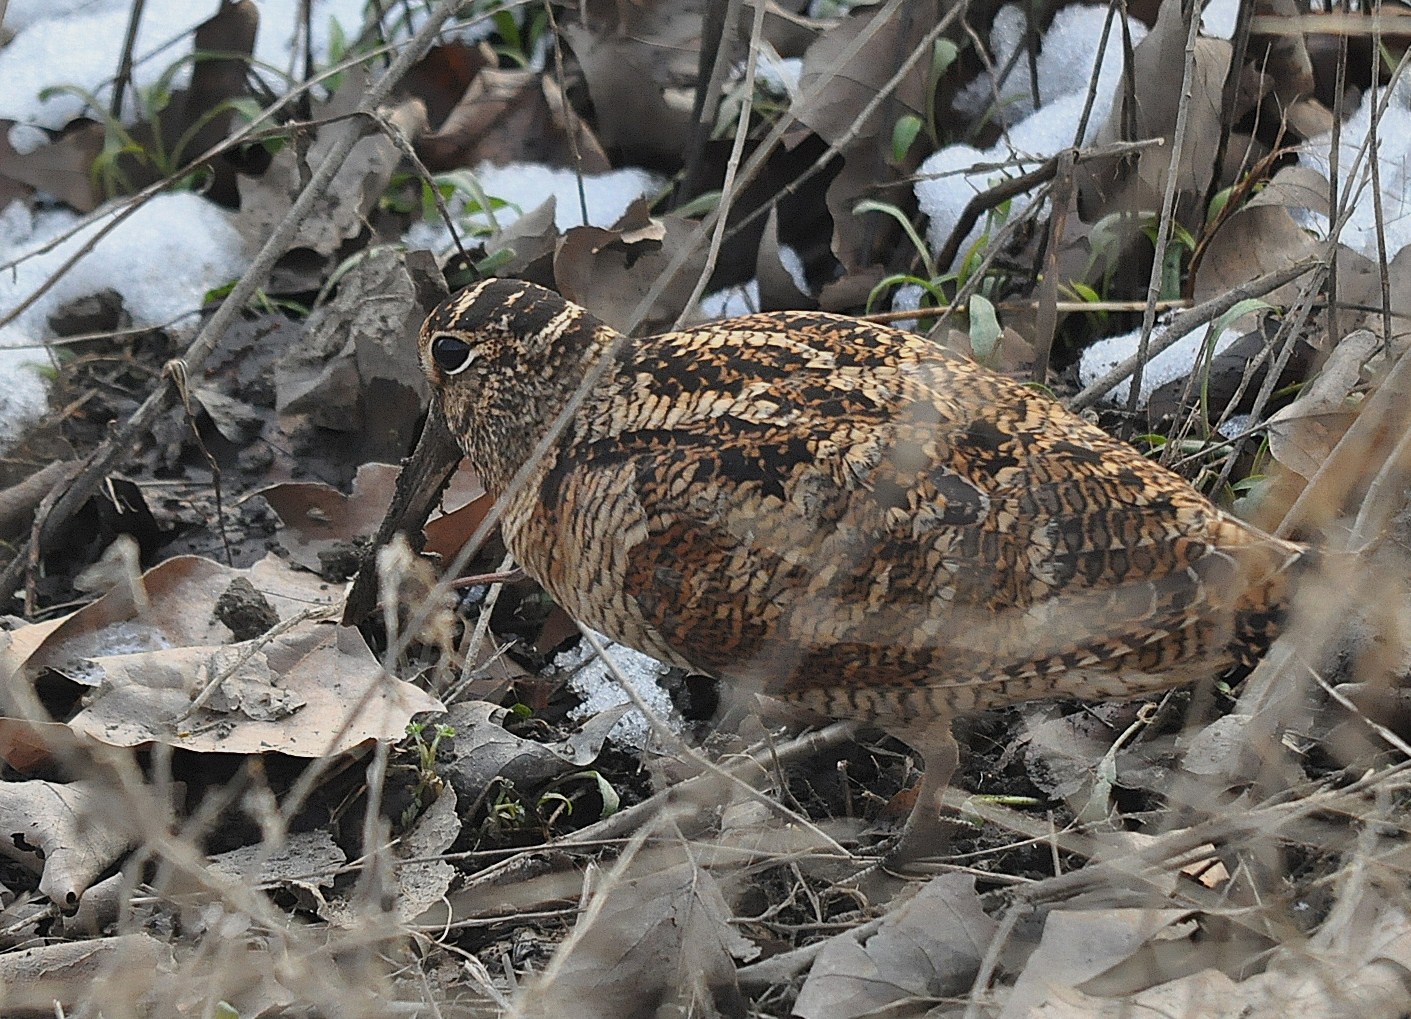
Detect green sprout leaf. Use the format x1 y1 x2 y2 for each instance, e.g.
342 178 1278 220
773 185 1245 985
968 294 1002 364
892 114 923 164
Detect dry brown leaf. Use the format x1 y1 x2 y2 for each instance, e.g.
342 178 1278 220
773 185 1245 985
401 41 490 129
1021 889 1411 1017
513 857 752 1019
1335 243 1411 341
480 194 561 287
0 614 79 769
1194 165 1331 305
419 62 526 170
261 463 401 574
940 324 1038 375
235 71 426 258
796 2 935 152
528 603 582 658
304 788 459 925
0 614 69 689
0 779 145 907
0 3 254 209
183 2 260 170
190 384 266 443
0 542 454 769
796 1 939 277
1180 712 1270 786
1267 329 1378 479
66 620 441 756
419 67 610 172
762 4 828 56
0 120 106 211
0 719 83 773
10 554 339 682
1000 908 1197 1017
1177 845 1230 889
419 458 491 559
793 873 996 1019
561 0 703 164
1020 705 1150 811
274 246 444 461
554 200 708 333
93 1 260 202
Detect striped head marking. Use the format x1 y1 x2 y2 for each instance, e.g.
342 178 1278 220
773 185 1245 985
420 278 562 384
418 279 617 491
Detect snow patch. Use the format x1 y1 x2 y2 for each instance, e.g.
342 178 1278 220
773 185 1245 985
1298 79 1411 260
0 192 249 445
558 630 677 750
1078 323 1242 407
698 280 761 320
0 0 373 149
920 5 1148 270
403 162 666 254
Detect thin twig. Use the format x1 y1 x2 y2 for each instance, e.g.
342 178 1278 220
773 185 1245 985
677 0 736 207
1326 0 1349 346
541 0 590 228
1126 0 1204 422
1069 0 1121 147
442 551 516 705
1030 147 1074 383
676 0 760 327
861 297 1188 324
109 0 148 121
1368 0 1394 346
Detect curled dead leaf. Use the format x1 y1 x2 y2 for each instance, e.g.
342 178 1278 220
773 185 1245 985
513 856 752 1019
793 873 995 1019
1267 329 1378 479
65 621 441 757
440 699 631 799
0 779 148 908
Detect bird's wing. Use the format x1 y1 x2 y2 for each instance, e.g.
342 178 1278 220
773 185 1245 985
527 313 1294 700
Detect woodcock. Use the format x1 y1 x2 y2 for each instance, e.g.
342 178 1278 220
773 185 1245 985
419 278 1305 859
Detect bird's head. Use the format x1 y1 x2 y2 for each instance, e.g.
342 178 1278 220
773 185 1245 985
419 279 617 491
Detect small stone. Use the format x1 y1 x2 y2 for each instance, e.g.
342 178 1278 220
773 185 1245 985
214 577 279 642
47 289 129 337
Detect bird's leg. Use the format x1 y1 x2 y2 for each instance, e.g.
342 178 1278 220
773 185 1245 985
886 724 961 865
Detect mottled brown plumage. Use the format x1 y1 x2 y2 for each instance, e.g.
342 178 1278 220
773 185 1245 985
419 278 1303 858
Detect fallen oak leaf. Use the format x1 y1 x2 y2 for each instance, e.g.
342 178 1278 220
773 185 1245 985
793 873 995 1019
65 621 441 757
513 856 753 1019
261 463 401 575
0 779 153 909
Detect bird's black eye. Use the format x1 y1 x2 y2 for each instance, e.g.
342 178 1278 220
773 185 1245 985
430 334 476 375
